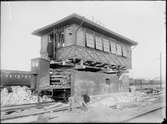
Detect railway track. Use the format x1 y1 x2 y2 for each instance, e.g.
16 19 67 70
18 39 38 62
1 93 164 122
1 101 70 122
1 101 55 112
124 106 165 122
121 98 165 122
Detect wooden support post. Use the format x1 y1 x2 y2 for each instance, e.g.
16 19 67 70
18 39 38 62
160 52 162 89
53 29 56 60
71 70 75 96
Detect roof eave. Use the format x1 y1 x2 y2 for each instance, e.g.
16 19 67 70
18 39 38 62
32 13 138 46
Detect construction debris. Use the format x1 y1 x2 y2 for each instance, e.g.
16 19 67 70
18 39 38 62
1 86 53 106
89 91 146 108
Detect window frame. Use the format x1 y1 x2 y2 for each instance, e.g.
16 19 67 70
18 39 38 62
103 38 110 52
95 35 103 50
116 44 122 56
110 41 117 54
105 78 111 85
85 32 95 48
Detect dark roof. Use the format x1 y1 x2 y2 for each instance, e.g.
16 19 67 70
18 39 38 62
32 13 138 46
1 69 32 74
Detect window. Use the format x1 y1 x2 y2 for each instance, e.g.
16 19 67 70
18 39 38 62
48 33 54 43
105 78 110 85
77 28 85 47
64 26 73 47
122 46 128 57
110 42 116 54
9 74 12 78
48 30 65 49
95 36 103 50
121 47 124 56
25 75 28 79
86 32 94 48
17 75 20 78
57 31 65 48
103 38 110 52
116 44 122 56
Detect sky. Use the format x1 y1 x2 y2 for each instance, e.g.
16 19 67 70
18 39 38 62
1 1 166 81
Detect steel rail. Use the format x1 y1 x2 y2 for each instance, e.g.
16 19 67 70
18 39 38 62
1 104 69 121
1 101 55 112
124 107 164 122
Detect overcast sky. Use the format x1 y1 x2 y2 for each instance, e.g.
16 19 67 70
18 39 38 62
1 1 166 81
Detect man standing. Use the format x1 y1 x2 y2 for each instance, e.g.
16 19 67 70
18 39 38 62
68 94 90 111
81 94 90 111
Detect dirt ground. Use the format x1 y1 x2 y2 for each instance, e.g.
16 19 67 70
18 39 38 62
47 102 165 123
2 92 165 123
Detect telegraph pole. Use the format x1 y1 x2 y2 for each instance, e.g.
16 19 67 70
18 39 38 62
160 52 162 89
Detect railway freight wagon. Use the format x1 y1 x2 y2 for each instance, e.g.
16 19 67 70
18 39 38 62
31 13 137 100
0 70 35 88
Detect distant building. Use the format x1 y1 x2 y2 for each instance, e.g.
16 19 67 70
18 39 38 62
129 78 161 90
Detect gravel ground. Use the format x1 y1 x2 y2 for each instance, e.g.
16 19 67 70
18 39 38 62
2 93 165 123
48 100 164 123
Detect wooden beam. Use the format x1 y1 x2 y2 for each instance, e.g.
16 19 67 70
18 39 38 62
104 64 110 68
85 65 101 70
80 59 84 66
50 60 61 64
75 64 86 69
72 58 81 64
62 59 73 65
50 59 74 67
90 62 100 66
74 59 86 69
95 63 107 67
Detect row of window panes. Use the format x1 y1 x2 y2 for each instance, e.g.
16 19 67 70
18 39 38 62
86 33 94 48
46 28 129 57
5 74 31 79
85 32 129 57
48 31 65 48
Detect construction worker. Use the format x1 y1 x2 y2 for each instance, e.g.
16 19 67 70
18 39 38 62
68 94 90 111
81 94 90 111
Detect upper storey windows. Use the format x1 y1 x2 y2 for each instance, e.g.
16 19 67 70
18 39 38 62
122 46 129 57
116 44 122 56
103 38 110 52
86 32 94 48
76 28 85 47
43 25 130 58
110 42 116 54
95 36 103 50
48 30 65 48
64 26 73 47
82 27 130 58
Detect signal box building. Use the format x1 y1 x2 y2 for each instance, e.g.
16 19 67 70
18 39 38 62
31 14 137 99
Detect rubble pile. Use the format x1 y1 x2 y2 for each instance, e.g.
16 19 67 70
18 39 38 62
1 86 53 106
90 91 146 107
